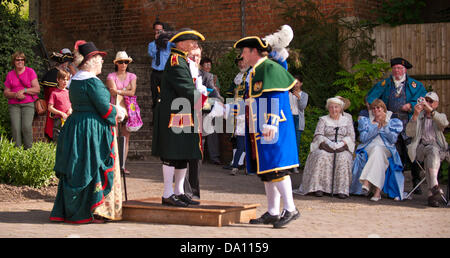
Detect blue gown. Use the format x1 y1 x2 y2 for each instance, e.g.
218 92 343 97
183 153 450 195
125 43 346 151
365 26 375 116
350 116 405 199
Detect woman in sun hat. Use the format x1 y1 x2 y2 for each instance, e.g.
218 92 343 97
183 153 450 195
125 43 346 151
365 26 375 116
50 42 125 224
106 51 137 174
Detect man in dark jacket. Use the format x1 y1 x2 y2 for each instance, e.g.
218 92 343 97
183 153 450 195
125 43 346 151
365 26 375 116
151 29 205 207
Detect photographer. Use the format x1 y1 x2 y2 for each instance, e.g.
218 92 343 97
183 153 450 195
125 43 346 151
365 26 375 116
406 92 449 207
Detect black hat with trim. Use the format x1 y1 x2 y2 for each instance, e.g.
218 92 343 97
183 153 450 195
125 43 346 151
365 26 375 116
77 42 107 68
233 36 271 52
169 28 205 43
390 57 412 69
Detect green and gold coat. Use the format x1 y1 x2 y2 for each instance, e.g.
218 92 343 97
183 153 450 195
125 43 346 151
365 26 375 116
151 48 203 160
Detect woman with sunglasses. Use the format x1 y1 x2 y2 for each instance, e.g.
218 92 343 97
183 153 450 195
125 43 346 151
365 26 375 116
3 51 40 149
106 51 137 174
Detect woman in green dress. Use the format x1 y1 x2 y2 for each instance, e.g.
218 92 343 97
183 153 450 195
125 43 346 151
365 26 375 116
50 42 124 224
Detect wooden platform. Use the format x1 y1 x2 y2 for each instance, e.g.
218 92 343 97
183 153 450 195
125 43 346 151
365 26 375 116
122 197 260 227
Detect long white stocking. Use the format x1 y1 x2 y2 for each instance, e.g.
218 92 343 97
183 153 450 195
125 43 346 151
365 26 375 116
264 182 280 216
274 176 296 212
162 165 175 198
174 168 187 195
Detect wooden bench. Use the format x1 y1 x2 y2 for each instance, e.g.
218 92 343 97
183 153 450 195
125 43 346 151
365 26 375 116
122 198 260 227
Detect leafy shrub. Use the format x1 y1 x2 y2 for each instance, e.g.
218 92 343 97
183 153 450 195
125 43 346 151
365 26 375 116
211 48 240 98
333 59 391 118
0 136 56 188
0 1 44 140
279 0 376 108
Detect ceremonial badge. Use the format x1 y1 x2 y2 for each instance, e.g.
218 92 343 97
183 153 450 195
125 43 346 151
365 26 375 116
170 54 179 66
412 82 417 88
381 80 386 87
253 81 263 92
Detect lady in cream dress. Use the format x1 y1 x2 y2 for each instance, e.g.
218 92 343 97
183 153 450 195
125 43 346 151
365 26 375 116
298 97 355 199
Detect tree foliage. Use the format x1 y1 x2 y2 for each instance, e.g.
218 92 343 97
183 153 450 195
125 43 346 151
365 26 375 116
278 0 376 108
376 0 427 26
333 59 391 118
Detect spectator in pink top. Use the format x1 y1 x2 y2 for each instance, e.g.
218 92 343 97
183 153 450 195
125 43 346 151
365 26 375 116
47 69 72 143
106 51 137 174
3 51 40 149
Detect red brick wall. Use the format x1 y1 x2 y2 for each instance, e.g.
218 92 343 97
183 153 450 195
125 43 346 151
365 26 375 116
37 0 381 51
32 114 47 143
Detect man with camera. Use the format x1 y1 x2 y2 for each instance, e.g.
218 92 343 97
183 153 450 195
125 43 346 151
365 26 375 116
406 92 449 207
148 20 174 110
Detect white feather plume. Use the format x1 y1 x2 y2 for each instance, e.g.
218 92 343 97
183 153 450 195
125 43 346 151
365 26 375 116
263 24 294 62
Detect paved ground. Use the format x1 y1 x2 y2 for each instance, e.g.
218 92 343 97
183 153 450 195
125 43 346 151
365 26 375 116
0 158 449 238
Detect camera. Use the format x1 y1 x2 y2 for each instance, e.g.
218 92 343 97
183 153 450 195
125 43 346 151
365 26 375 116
417 97 425 104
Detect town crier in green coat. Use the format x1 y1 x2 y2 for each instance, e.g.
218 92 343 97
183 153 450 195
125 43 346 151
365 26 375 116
152 28 206 207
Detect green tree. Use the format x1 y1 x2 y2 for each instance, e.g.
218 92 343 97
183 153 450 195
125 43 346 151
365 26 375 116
333 59 391 118
376 0 427 26
279 0 376 108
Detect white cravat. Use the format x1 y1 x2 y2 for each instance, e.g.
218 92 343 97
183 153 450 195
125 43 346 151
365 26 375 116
393 74 406 95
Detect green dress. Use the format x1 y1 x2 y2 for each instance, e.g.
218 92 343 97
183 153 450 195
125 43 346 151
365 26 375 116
50 71 118 224
152 48 203 160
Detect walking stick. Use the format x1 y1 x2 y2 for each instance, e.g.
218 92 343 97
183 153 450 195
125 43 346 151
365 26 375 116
118 135 128 202
331 127 339 198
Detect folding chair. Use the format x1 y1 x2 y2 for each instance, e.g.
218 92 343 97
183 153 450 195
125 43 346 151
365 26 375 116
405 160 448 205
118 135 128 202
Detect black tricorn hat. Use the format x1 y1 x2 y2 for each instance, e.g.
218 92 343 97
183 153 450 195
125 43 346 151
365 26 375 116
233 36 271 52
50 51 74 64
169 28 205 43
78 42 107 68
390 57 412 69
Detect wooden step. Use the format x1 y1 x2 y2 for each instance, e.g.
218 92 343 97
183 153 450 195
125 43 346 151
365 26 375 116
122 197 260 227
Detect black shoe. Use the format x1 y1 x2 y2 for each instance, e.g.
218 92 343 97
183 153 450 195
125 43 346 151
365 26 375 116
162 194 188 207
249 212 280 225
273 208 300 228
176 194 200 205
337 194 348 199
314 190 324 197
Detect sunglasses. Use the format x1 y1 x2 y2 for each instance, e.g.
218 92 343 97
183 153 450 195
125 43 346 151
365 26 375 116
425 98 434 104
15 58 25 62
116 60 130 65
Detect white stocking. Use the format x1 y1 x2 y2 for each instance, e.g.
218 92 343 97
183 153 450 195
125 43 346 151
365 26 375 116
174 168 187 195
264 182 280 216
162 165 175 198
274 176 296 212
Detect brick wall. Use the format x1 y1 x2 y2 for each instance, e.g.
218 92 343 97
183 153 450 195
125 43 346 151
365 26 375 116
31 0 381 160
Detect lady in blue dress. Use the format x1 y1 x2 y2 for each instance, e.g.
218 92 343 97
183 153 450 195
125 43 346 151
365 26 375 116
350 99 404 201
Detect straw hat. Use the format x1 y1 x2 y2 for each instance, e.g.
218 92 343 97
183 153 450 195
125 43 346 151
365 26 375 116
336 96 351 110
113 51 133 64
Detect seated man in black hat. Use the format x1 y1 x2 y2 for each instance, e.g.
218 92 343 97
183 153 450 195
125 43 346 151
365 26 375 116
367 57 427 193
151 28 206 207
